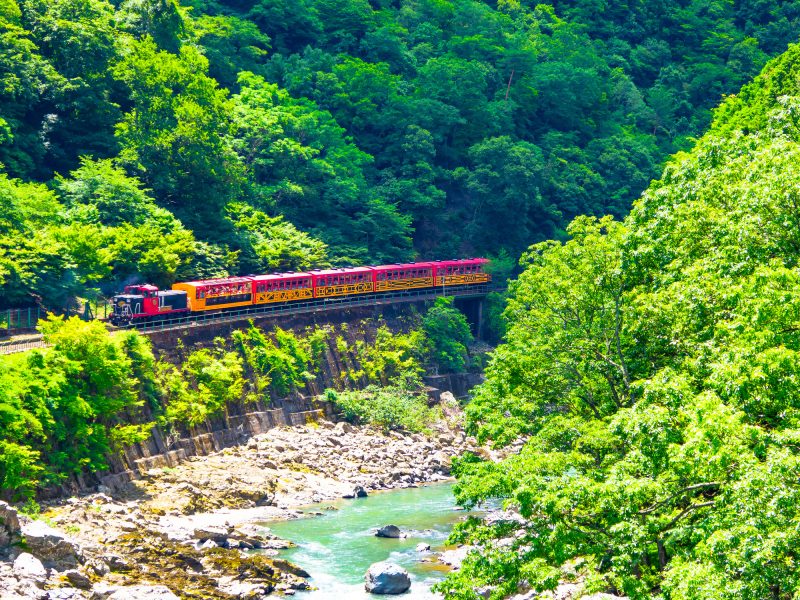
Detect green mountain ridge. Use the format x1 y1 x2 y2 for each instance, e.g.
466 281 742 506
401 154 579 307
443 42 800 600
1 0 797 308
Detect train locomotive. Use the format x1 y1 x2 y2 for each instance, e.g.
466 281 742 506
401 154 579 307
109 258 490 326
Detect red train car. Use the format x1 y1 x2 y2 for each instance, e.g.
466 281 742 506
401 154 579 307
312 267 374 298
110 259 491 326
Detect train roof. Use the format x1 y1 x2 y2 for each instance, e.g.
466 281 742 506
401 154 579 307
431 258 489 266
311 266 373 276
175 276 253 287
250 272 313 281
371 262 435 270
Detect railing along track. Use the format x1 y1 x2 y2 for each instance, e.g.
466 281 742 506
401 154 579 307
0 284 496 354
129 284 493 334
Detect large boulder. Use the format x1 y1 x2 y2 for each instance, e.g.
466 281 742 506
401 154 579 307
100 585 180 599
13 552 47 579
0 501 21 547
375 525 402 538
343 485 368 499
364 562 411 595
21 520 82 568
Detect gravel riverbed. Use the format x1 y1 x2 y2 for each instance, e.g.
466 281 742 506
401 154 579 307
0 402 484 599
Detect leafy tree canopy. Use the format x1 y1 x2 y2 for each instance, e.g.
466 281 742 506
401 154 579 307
439 43 800 600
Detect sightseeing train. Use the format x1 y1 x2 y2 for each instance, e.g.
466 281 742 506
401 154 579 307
109 258 491 326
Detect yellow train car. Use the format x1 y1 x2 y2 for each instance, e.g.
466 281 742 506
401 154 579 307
252 273 314 305
373 263 435 292
434 259 491 286
172 277 254 312
313 267 374 298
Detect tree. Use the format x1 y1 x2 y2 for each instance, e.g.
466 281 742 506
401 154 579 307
422 297 472 373
113 37 244 235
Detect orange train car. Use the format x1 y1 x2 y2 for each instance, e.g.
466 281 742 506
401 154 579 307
172 277 254 312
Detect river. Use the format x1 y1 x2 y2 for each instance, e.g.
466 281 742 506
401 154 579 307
264 482 464 598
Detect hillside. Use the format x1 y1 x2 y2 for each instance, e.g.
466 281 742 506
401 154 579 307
442 43 800 599
1 0 798 309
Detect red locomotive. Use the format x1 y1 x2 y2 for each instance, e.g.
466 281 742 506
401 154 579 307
110 259 490 326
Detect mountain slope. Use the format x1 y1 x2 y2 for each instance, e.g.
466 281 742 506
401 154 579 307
443 42 800 600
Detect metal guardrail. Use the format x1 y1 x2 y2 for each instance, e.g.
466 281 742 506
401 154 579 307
126 284 494 334
0 339 49 355
0 284 497 354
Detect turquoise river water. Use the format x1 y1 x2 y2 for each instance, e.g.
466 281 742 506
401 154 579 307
264 482 465 599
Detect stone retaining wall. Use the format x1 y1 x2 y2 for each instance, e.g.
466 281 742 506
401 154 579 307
52 303 484 497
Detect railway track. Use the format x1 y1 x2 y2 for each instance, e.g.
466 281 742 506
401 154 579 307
0 337 49 355
0 284 496 355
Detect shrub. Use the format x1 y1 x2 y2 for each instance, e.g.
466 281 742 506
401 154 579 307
325 384 440 433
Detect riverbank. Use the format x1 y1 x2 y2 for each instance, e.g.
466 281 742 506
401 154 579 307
0 403 479 599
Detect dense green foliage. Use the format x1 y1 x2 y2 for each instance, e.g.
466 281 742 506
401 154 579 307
1 0 796 308
0 300 468 500
422 297 473 373
0 316 155 501
325 384 439 433
439 44 800 600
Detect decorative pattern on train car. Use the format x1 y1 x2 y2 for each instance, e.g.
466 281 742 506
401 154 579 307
252 274 314 305
434 259 491 286
374 263 434 292
313 267 374 298
172 277 254 311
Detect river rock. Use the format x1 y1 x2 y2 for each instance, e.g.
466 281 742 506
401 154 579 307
46 589 87 600
0 501 21 547
375 525 402 538
64 569 92 590
334 421 355 435
416 543 431 552
193 525 231 544
103 585 180 599
20 520 82 568
364 561 411 595
13 552 47 579
344 485 368 499
438 545 472 569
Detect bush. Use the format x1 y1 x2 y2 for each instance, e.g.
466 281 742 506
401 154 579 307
0 316 158 501
325 384 440 433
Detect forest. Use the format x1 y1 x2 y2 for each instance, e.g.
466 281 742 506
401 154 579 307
5 1 800 597
2 0 799 308
438 44 800 600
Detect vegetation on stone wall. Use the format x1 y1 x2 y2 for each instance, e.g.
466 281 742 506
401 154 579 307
0 301 472 503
